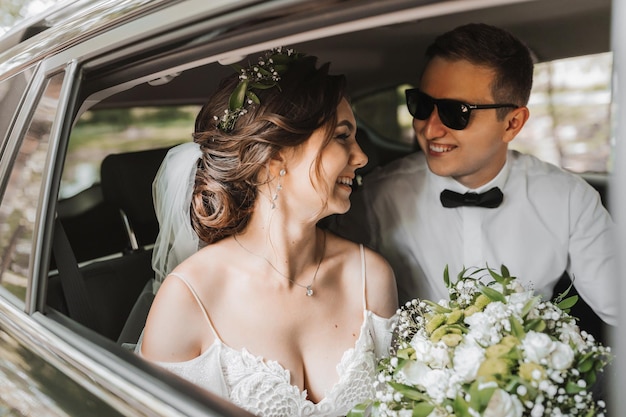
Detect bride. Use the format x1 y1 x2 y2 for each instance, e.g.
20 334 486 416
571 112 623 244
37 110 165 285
137 48 398 417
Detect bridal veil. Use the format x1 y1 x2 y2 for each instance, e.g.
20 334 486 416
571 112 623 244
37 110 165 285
151 142 202 292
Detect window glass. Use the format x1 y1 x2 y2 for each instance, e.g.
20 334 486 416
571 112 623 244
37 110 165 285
0 67 35 146
512 52 612 173
61 106 199 198
352 84 415 148
0 72 65 302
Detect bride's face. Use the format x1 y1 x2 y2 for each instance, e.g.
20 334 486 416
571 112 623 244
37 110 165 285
283 98 367 219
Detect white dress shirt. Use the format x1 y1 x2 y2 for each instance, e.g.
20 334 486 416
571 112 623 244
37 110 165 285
333 150 618 326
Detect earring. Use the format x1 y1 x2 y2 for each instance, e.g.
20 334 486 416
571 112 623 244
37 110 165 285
271 168 286 209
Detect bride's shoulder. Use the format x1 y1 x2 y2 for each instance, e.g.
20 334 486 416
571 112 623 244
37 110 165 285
324 231 398 316
168 241 233 292
325 230 390 270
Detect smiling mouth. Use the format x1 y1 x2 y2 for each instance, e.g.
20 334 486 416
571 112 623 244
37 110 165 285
429 143 456 153
337 177 353 187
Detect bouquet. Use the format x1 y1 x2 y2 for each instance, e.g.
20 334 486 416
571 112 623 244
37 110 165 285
350 266 612 417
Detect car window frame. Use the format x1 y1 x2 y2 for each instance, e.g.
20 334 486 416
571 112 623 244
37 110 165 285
0 61 51 310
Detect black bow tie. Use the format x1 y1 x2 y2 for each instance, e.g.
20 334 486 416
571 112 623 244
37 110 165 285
440 187 503 208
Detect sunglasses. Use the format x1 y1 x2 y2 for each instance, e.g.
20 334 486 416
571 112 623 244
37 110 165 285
405 88 519 130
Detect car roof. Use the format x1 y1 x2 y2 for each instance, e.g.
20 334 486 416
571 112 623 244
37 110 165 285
0 0 176 77
106 0 613 109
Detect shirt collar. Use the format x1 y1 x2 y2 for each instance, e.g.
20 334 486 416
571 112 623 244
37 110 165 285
428 153 512 194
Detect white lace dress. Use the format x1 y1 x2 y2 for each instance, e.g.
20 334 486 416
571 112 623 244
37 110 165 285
137 245 395 417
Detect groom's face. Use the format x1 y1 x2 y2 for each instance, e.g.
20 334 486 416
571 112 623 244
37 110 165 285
414 57 514 189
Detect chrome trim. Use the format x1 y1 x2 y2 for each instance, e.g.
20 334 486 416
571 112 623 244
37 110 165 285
0 296 167 415
28 60 79 315
0 0 241 79
0 0 177 78
0 63 47 313
2 295 242 416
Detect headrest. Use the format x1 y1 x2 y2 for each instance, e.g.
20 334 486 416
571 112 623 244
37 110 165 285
101 146 172 246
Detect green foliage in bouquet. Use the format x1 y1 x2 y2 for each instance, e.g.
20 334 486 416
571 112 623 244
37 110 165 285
349 265 612 417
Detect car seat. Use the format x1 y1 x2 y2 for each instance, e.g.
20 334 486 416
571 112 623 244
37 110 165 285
48 146 172 341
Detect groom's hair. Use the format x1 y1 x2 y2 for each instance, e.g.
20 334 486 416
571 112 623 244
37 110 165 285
424 23 533 114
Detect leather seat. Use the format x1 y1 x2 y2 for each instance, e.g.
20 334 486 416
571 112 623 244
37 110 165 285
49 146 173 341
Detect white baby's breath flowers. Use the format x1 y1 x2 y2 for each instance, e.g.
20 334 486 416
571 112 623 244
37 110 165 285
349 266 612 417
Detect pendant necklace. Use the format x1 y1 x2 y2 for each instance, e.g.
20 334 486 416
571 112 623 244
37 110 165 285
233 230 326 297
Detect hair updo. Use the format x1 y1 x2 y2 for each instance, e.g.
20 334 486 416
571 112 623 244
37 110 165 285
190 53 347 244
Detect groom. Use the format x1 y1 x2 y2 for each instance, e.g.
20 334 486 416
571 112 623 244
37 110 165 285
332 23 618 329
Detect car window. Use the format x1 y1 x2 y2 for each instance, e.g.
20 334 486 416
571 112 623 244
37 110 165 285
513 52 612 174
61 105 199 198
351 52 612 175
0 71 65 303
0 67 35 148
352 84 415 148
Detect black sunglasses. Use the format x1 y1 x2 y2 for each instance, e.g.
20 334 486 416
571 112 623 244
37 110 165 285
405 88 519 130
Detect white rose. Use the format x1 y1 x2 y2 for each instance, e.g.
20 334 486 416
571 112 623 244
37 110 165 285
482 389 524 417
398 359 430 386
410 334 451 369
410 333 434 362
453 342 485 382
548 342 575 370
522 331 554 362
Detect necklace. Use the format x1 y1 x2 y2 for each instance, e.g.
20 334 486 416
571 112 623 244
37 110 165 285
233 230 326 297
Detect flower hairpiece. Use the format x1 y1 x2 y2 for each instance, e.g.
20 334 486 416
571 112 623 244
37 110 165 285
214 47 301 132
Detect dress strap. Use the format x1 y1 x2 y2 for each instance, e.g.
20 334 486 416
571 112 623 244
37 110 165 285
168 272 221 341
360 244 367 311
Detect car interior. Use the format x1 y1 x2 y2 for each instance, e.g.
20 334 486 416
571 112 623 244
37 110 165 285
44 0 612 354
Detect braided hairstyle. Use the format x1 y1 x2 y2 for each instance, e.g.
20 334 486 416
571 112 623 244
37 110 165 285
191 54 347 244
